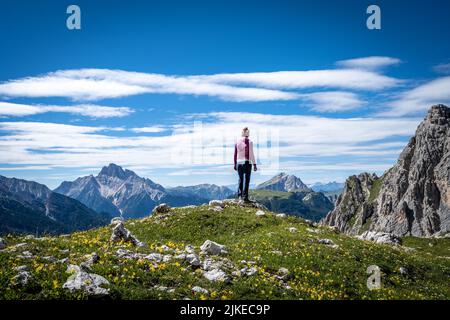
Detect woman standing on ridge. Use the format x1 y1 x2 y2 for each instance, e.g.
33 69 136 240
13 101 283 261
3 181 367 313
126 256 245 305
234 127 257 202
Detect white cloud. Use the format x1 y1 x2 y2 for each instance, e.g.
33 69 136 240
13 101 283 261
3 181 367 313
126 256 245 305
433 62 450 74
298 91 365 112
336 56 401 70
0 65 401 103
0 112 420 173
130 126 167 133
0 101 133 118
195 69 401 91
0 69 297 102
379 76 450 116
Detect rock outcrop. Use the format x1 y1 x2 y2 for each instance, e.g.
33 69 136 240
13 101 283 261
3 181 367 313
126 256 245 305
322 105 450 237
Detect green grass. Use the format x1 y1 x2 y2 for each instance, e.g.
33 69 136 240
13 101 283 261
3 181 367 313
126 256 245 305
368 178 383 203
0 202 449 300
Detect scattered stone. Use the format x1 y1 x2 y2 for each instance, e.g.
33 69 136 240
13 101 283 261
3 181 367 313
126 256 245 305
110 221 145 247
13 271 32 286
60 249 70 254
42 256 57 262
209 200 225 208
63 268 110 296
110 216 124 225
14 265 28 272
276 213 286 218
357 231 402 245
175 253 186 260
255 210 266 216
240 267 257 276
288 227 297 233
0 237 7 250
145 253 164 262
276 267 290 280
209 206 224 212
153 203 171 214
192 286 209 294
162 254 172 262
186 253 201 266
81 252 100 270
318 238 335 245
184 245 195 254
307 228 319 233
271 250 282 256
203 268 229 282
200 240 227 255
399 267 408 275
18 251 33 259
24 235 35 240
154 285 176 293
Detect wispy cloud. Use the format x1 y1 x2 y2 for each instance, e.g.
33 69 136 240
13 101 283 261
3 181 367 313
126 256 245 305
0 101 133 118
379 76 450 116
0 65 401 103
130 126 167 133
298 91 365 112
0 112 419 173
195 69 401 91
0 69 297 102
336 56 401 70
433 62 450 75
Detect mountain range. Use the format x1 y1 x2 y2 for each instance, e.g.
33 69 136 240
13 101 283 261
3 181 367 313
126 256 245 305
255 172 311 192
0 175 109 235
54 164 211 219
322 104 450 237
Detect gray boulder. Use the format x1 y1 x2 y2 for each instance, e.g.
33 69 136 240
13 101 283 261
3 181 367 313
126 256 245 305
357 231 402 245
200 240 227 255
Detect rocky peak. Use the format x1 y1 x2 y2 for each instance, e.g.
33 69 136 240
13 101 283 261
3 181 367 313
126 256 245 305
256 172 311 192
98 163 136 180
322 104 450 237
425 104 450 125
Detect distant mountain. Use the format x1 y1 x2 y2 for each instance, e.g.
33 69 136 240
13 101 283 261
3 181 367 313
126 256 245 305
55 164 207 219
250 189 333 221
256 173 311 192
309 181 344 192
0 175 109 235
167 184 234 200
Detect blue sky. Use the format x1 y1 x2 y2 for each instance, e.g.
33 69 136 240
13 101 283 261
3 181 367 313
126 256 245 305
0 0 450 189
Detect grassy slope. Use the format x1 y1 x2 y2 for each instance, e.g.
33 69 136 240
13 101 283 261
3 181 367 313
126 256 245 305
0 202 449 300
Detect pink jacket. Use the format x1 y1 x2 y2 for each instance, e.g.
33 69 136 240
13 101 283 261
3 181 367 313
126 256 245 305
234 137 256 165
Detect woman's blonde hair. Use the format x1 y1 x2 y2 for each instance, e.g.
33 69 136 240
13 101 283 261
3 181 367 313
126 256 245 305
242 127 250 137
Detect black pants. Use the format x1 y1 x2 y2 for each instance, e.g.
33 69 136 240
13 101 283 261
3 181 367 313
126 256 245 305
237 161 252 200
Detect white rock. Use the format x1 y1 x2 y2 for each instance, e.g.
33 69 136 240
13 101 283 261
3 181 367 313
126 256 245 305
209 206 224 212
288 227 297 233
63 270 110 296
318 238 335 245
200 240 227 255
13 271 32 286
399 267 408 275
0 237 6 250
186 253 201 266
276 213 287 218
357 231 402 245
110 221 144 247
18 251 33 259
209 200 225 208
153 203 171 214
255 210 266 216
110 216 124 225
145 253 164 262
14 265 28 272
240 267 257 276
203 268 229 282
192 286 209 294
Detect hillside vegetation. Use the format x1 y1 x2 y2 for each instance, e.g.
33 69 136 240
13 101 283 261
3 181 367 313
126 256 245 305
0 201 449 300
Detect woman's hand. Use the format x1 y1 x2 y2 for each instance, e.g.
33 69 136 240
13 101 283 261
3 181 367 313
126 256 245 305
234 165 237 171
